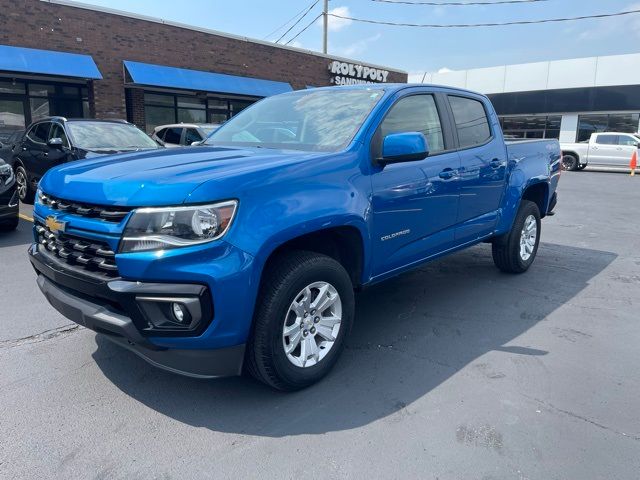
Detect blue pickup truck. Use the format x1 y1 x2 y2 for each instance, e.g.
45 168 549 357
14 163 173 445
29 84 560 390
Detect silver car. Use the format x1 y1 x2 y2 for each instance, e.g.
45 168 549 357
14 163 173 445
151 123 220 148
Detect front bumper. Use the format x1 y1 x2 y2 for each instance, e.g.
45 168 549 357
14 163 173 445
29 244 246 378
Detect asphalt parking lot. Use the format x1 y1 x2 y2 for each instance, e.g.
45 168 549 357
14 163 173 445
1 171 639 480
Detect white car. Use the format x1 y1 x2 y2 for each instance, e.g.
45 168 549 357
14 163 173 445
151 123 220 147
561 132 640 170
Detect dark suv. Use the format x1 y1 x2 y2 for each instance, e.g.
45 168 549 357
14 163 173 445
14 117 161 203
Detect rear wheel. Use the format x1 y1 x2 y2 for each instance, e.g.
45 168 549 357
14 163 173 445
15 165 34 204
561 154 578 171
246 251 354 391
492 200 541 274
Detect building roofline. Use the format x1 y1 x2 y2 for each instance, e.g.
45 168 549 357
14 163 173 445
41 0 407 74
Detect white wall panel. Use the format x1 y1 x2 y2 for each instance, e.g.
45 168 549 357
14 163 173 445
432 70 467 89
595 53 640 87
466 66 505 94
504 62 549 93
548 57 598 90
559 114 579 143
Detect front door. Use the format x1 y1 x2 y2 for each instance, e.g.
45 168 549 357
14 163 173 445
20 122 51 182
589 134 619 165
370 93 460 277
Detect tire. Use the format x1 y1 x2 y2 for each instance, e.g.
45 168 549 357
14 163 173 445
15 165 34 204
0 216 19 232
561 154 578 171
246 251 355 391
577 164 587 170
492 200 541 274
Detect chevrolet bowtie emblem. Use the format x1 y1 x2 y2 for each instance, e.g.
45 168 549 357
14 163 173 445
45 216 66 234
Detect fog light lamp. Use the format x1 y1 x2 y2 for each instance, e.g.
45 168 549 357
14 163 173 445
172 302 187 323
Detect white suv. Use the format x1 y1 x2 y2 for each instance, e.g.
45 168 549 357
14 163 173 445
151 123 219 147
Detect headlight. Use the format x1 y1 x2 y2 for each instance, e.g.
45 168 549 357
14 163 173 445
0 163 14 186
120 200 238 253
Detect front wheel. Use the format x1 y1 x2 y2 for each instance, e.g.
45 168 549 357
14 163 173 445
246 251 354 391
0 216 19 232
492 200 541 273
15 165 34 204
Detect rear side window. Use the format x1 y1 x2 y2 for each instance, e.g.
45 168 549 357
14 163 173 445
595 134 617 145
184 128 202 145
163 127 182 145
155 128 167 141
380 94 445 153
617 135 637 146
449 96 492 148
27 123 50 144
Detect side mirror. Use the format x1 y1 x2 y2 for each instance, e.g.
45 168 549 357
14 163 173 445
378 132 429 165
48 138 64 149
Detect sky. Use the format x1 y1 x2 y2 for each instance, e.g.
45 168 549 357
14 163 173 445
71 0 640 80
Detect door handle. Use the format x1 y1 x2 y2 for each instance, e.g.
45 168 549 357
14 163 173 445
490 158 502 168
439 168 455 180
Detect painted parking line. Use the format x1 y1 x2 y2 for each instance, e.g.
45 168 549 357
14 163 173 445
19 213 33 222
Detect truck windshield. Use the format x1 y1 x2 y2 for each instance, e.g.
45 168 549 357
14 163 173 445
204 88 384 152
67 122 159 151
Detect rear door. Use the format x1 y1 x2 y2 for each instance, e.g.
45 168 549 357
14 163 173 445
20 122 51 181
447 94 507 242
370 91 461 277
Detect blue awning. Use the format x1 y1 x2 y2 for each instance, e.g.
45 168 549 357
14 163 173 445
123 61 292 97
0 45 102 79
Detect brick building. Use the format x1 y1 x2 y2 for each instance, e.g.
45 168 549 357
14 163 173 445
0 0 407 136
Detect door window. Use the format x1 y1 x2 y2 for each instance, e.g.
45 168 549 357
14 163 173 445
184 128 202 145
27 123 50 144
595 134 617 145
380 94 445 153
49 124 69 147
448 96 492 148
163 127 182 145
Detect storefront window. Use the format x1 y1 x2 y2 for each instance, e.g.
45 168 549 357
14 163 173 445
143 91 257 132
0 80 26 95
0 99 26 138
499 115 561 139
577 113 640 142
30 97 50 121
0 78 89 130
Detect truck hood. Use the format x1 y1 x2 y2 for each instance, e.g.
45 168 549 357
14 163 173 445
39 146 327 206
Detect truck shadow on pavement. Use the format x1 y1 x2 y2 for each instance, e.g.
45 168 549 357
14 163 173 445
92 242 616 437
0 220 35 248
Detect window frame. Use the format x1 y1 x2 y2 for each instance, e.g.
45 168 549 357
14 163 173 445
162 127 183 145
594 134 618 145
446 94 495 151
369 91 456 164
49 122 70 148
617 134 639 146
26 121 51 145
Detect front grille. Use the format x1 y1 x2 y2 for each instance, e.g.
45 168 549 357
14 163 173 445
39 192 132 223
35 223 120 279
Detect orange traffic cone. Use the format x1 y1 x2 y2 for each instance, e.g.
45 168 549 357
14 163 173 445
631 150 637 176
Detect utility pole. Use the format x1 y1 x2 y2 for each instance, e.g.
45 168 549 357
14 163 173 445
323 0 328 54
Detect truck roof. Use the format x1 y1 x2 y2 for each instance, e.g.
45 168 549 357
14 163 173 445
308 83 486 97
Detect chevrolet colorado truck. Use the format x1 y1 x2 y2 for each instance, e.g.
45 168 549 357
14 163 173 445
561 131 640 170
29 85 561 390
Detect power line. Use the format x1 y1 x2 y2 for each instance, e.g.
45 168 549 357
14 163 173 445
276 0 320 44
285 14 323 45
328 8 640 28
263 0 320 40
372 0 549 5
